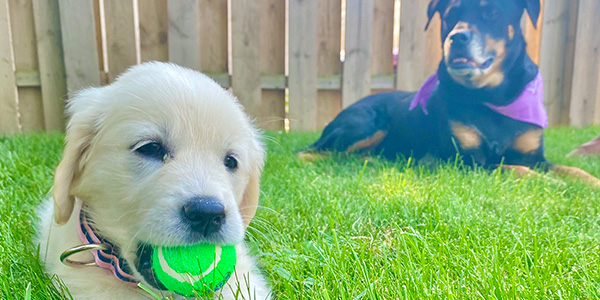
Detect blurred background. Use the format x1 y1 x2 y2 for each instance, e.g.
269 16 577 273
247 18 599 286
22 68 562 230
0 0 598 134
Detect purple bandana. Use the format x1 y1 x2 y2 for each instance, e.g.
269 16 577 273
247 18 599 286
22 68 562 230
409 72 548 128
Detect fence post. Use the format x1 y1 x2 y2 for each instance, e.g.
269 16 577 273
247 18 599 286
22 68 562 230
0 0 19 134
33 0 67 132
396 0 430 91
539 0 578 126
569 0 600 126
139 0 169 62
168 0 201 70
104 0 138 82
289 0 318 131
58 0 101 92
342 0 373 108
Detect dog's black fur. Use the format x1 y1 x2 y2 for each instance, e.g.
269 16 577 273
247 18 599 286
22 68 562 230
304 0 550 170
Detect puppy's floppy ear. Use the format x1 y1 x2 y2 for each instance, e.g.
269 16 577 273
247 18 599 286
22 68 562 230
53 89 100 225
426 0 449 30
240 165 262 228
524 0 541 28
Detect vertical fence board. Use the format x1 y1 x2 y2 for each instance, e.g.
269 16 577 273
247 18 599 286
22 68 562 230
540 0 577 125
33 0 66 131
371 0 395 94
9 0 43 131
139 0 168 62
424 14 442 75
199 0 227 73
0 0 19 133
569 0 600 126
317 0 342 129
231 0 261 120
342 0 373 108
93 0 104 73
289 0 318 130
59 0 101 92
168 0 201 70
104 0 138 82
259 0 285 130
396 0 429 91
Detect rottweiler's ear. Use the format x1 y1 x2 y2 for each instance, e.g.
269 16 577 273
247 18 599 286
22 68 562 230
426 0 449 30
524 0 541 28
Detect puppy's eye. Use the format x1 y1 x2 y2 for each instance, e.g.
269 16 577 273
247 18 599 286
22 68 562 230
224 155 238 171
134 142 168 162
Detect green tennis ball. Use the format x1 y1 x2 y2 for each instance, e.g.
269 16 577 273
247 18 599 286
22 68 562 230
151 244 236 296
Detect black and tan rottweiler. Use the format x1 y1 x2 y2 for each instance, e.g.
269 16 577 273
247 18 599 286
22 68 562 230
303 0 600 185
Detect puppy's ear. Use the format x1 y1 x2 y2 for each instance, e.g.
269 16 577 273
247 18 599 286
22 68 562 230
524 0 541 28
240 165 262 228
53 89 100 225
426 0 449 30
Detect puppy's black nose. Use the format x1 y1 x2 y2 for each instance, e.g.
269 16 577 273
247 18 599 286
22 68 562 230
182 197 225 236
451 31 472 44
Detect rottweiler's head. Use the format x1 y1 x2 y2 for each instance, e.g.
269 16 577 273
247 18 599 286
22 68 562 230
427 0 540 89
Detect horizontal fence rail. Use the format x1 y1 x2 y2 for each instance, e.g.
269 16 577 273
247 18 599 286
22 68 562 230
1 0 600 134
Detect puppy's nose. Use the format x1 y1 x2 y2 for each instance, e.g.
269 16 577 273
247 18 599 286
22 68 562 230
182 197 226 236
451 31 472 44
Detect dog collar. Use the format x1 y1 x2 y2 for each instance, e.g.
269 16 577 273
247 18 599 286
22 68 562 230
409 72 548 128
60 207 139 286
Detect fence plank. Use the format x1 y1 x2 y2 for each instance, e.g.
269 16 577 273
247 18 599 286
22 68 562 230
9 0 43 131
58 0 101 92
317 0 342 129
32 0 67 132
231 0 261 121
168 0 201 70
342 0 373 108
371 0 395 94
104 0 138 82
396 0 429 91
199 0 227 73
289 0 318 130
569 0 600 126
539 0 577 125
0 0 19 133
93 0 104 74
139 0 168 62
259 0 285 130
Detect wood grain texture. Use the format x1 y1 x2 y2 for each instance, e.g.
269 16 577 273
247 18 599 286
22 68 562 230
32 0 67 131
289 0 318 130
317 0 342 129
93 0 104 72
569 0 600 126
9 0 43 131
371 0 394 76
259 0 285 130
139 0 168 62
199 0 227 72
168 0 201 70
0 0 19 133
396 0 430 91
58 0 101 92
539 0 578 125
104 0 138 82
231 0 261 120
342 0 373 108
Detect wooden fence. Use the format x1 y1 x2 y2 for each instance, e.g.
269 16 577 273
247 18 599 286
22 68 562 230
1 0 599 135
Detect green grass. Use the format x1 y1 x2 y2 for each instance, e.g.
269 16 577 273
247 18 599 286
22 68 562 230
1 127 600 299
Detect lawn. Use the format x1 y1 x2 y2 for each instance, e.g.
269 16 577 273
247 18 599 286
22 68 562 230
1 127 600 299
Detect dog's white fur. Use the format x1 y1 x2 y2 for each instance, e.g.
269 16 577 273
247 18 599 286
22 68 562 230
36 62 270 299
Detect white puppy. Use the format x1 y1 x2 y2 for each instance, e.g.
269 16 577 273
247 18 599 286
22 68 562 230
36 62 270 299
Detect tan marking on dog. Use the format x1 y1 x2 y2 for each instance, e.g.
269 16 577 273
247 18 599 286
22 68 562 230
513 129 543 154
501 165 541 177
508 25 515 40
450 122 481 149
471 35 506 88
346 131 387 153
443 22 476 59
551 165 600 187
297 151 328 162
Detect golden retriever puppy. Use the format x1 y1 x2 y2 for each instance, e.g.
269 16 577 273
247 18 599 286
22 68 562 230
36 62 270 299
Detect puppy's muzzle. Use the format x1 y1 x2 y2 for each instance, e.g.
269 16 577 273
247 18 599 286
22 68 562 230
182 197 226 236
450 31 472 45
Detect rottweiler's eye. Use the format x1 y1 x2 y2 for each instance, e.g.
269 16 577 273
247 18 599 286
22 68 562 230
134 141 168 162
224 155 238 171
